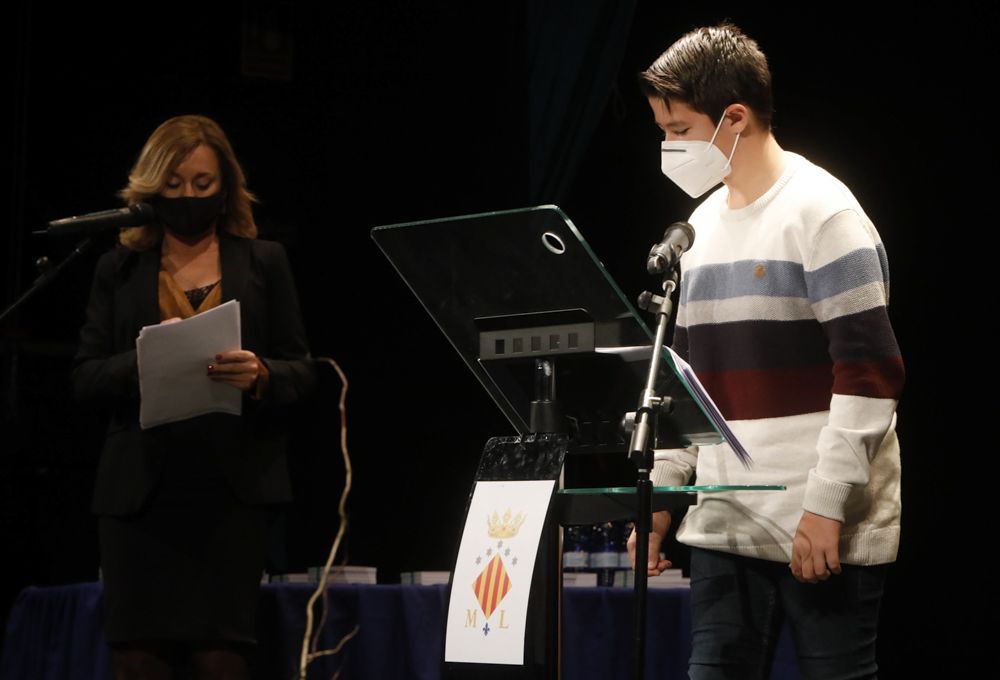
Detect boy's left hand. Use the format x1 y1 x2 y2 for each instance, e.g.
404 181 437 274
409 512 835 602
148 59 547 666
790 510 842 584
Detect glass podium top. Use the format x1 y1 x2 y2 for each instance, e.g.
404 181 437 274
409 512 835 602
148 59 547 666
372 205 725 450
559 486 786 495
554 485 786 524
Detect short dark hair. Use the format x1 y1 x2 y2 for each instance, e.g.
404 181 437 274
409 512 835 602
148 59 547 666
639 23 773 129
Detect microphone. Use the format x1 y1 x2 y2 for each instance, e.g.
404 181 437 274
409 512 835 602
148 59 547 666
646 221 695 274
41 203 156 237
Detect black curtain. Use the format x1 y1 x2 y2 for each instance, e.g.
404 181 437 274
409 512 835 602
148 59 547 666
528 0 637 204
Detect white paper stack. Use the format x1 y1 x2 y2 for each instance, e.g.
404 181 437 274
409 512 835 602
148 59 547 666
136 300 243 429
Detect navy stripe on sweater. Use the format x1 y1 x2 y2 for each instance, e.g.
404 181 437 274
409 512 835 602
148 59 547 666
673 304 903 415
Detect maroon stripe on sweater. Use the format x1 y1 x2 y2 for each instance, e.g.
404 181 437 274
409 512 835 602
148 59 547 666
833 357 905 399
697 357 903 421
697 365 835 421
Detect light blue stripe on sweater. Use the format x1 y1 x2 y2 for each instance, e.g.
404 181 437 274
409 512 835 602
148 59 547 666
683 260 806 304
682 245 888 306
805 245 887 303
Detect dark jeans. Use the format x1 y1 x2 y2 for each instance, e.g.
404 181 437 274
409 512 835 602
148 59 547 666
688 547 887 680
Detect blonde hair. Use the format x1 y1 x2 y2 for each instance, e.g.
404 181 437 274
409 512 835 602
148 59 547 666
118 115 257 250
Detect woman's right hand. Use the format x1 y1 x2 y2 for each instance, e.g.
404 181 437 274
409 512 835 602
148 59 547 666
161 317 182 325
627 510 673 576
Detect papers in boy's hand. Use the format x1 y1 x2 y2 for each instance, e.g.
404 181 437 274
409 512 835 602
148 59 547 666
664 346 752 468
136 299 242 429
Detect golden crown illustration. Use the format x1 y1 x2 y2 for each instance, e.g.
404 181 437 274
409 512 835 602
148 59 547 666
487 509 526 538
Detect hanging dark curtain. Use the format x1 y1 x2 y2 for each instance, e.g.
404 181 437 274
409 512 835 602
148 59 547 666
528 0 637 204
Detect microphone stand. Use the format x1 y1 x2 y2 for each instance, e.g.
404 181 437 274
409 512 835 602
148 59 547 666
0 237 92 325
626 266 679 680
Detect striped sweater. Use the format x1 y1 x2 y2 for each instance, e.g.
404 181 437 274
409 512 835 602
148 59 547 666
652 151 905 565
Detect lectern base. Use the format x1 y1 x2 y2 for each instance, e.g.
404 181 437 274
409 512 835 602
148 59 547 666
443 434 566 680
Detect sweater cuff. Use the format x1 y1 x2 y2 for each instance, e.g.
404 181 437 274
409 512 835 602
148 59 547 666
651 460 690 488
802 469 852 523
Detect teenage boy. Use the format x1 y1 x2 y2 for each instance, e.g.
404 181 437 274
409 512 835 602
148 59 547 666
628 23 904 679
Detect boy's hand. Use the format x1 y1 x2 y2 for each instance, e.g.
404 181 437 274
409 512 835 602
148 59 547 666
790 510 842 583
627 511 673 576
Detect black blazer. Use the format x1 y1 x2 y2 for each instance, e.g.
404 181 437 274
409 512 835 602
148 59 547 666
74 233 317 516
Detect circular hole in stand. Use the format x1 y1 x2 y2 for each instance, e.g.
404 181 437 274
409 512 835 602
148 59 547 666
541 231 566 255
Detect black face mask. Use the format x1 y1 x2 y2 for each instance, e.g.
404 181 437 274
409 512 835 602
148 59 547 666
151 193 225 237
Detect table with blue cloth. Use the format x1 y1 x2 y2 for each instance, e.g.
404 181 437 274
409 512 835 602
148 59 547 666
0 582 801 679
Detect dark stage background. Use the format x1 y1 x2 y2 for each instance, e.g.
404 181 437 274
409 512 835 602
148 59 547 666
1 1 992 675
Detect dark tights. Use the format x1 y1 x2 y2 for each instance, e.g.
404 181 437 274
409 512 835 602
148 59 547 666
111 642 251 680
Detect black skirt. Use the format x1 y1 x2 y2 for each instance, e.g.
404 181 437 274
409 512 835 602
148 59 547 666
98 446 268 645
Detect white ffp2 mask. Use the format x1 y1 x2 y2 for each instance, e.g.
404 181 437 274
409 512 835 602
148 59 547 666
660 108 739 198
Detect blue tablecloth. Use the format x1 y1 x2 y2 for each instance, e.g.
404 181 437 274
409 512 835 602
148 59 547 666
0 582 800 679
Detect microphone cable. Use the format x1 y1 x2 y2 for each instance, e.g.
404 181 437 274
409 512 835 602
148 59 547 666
298 357 358 680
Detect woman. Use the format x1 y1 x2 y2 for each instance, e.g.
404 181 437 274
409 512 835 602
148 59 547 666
74 115 316 679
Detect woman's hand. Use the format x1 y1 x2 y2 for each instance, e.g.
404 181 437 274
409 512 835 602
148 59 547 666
207 350 261 392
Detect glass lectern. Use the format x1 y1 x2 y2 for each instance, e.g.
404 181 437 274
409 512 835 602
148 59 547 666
372 206 782 679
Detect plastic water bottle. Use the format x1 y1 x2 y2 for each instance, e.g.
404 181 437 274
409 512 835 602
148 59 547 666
589 522 617 587
563 525 590 573
613 520 631 582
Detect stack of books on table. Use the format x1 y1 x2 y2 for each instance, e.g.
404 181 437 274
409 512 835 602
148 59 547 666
316 565 378 584
265 572 312 584
562 571 599 587
612 568 689 589
400 571 451 585
264 566 378 585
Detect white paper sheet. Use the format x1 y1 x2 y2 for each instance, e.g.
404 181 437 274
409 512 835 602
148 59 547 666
664 346 751 466
596 344 751 465
136 299 242 429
